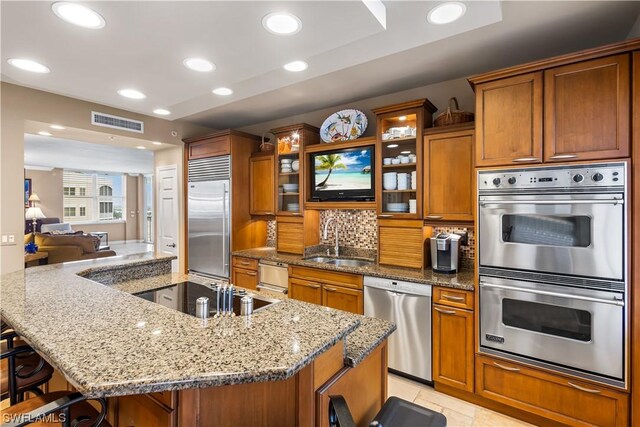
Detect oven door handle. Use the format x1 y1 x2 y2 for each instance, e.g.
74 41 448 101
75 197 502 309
479 198 623 207
479 282 624 306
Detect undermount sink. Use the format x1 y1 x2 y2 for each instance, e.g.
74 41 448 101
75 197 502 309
327 258 374 267
304 256 374 267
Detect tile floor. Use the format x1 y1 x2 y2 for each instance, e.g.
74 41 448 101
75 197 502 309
388 374 534 427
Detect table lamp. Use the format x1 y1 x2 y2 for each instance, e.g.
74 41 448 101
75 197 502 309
25 206 45 234
27 193 40 207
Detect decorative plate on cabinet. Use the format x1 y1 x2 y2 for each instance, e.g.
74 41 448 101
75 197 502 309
320 109 368 143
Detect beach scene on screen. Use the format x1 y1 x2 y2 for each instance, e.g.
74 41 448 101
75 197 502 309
314 149 372 191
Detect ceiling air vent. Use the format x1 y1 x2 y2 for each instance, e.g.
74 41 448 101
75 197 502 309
91 111 144 134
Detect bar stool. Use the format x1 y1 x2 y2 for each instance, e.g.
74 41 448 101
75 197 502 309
1 331 110 426
329 395 447 427
1 330 54 404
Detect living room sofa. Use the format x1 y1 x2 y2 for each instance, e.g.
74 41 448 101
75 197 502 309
25 233 116 264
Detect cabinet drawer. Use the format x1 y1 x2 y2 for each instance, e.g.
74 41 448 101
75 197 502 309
476 354 629 427
289 265 363 290
433 287 474 310
232 256 258 271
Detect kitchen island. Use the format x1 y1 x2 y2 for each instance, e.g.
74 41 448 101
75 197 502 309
0 255 395 426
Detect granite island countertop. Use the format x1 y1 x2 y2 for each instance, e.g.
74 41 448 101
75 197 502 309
233 247 475 291
0 256 380 398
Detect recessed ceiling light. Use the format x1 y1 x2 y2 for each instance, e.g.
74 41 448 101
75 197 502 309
401 150 411 154
262 12 302 35
427 2 466 25
38 131 52 136
398 116 407 121
152 141 162 146
283 60 308 72
7 58 50 73
51 2 106 29
136 146 146 150
118 89 146 99
153 108 171 116
212 87 233 96
183 57 215 72
387 144 399 148
50 124 65 130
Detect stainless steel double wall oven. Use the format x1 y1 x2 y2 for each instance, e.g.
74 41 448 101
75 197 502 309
478 162 627 387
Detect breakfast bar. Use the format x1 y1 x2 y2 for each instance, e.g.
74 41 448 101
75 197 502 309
0 255 395 425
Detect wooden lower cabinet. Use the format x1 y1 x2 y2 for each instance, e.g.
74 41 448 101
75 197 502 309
117 393 176 427
289 277 322 305
231 266 258 290
322 285 363 315
289 266 364 314
432 303 474 392
476 354 629 427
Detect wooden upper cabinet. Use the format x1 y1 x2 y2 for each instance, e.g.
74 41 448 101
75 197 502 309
378 219 427 269
544 54 630 162
186 135 230 160
475 72 543 166
250 154 275 215
423 127 474 222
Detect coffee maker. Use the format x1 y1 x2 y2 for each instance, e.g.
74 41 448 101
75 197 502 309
430 232 467 274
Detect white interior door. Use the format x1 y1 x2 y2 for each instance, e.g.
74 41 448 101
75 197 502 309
156 165 179 272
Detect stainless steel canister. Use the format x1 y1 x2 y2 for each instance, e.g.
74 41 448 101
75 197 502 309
196 296 209 319
240 295 254 316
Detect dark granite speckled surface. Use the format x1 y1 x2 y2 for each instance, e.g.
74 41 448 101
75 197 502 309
0 256 366 397
233 247 475 291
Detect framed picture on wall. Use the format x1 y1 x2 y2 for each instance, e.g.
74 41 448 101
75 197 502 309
24 178 32 207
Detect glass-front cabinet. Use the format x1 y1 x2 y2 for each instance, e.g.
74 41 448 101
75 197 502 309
271 123 320 215
373 99 437 219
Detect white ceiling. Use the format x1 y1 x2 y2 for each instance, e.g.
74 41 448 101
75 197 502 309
2 1 640 130
24 133 154 175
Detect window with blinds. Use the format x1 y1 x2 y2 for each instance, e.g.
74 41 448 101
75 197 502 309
63 171 126 222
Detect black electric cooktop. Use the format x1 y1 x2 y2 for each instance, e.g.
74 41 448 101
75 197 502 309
133 281 275 318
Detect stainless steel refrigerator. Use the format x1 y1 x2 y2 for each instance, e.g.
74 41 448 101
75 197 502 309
188 156 231 278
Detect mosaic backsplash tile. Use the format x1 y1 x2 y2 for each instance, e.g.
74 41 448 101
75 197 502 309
319 210 378 250
266 220 276 248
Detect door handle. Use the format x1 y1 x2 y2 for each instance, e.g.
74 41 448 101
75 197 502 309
303 283 320 289
433 307 456 315
493 362 521 372
567 382 601 394
511 157 540 163
324 286 337 292
549 154 578 160
479 199 623 206
166 243 176 248
442 294 465 301
480 282 625 306
425 216 443 220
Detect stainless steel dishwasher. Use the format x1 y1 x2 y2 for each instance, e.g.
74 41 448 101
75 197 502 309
364 276 432 382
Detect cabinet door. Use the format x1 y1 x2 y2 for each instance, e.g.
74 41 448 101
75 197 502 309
250 155 275 215
476 354 629 427
118 394 175 427
423 129 474 221
544 54 630 162
475 72 543 166
231 267 258 290
187 135 230 159
322 285 363 315
378 219 425 269
432 304 474 392
289 277 322 305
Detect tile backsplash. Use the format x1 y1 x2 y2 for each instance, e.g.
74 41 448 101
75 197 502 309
319 210 378 250
266 220 277 247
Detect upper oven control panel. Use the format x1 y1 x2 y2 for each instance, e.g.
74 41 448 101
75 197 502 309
478 163 625 191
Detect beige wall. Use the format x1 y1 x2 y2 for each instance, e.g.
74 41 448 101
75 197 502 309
238 77 475 136
153 146 185 273
0 82 210 274
24 168 63 219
